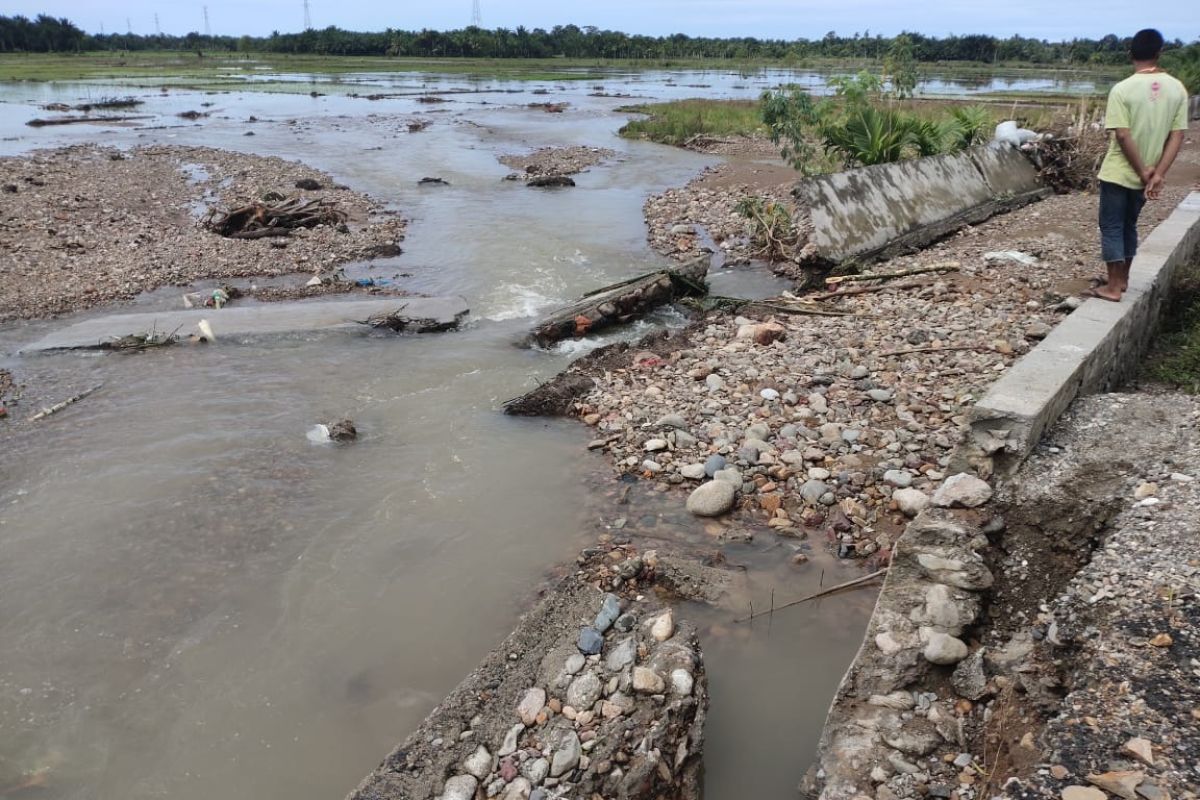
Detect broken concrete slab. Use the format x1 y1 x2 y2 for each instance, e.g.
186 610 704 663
952 191 1200 477
796 143 1047 264
18 297 470 354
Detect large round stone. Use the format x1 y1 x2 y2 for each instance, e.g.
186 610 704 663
686 480 737 517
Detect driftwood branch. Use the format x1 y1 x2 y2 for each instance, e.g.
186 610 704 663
28 384 104 422
807 281 926 302
27 115 151 127
878 344 998 357
825 262 960 285
529 258 709 346
204 196 346 238
734 569 887 623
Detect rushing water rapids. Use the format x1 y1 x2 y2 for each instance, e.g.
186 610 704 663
0 65 1100 799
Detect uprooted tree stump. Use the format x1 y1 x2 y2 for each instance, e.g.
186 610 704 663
204 196 347 240
526 255 709 348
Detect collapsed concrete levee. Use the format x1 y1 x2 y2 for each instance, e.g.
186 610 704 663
346 547 715 800
794 142 1048 264
801 510 994 800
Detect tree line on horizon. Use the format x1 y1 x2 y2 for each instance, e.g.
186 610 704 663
1 13 1196 67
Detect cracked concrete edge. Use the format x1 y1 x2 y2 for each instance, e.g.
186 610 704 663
952 191 1200 479
344 551 713 800
801 510 992 800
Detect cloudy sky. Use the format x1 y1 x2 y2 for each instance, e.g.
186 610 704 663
11 0 1197 41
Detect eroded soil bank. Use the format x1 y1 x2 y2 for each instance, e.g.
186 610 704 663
804 391 1200 800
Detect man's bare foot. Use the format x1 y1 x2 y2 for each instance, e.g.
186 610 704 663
1085 286 1123 302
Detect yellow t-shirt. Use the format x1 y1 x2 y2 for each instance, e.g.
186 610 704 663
1098 71 1189 190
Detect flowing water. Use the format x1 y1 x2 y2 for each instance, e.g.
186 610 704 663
0 64 1097 799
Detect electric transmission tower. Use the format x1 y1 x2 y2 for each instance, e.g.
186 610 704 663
155 14 161 35
203 6 211 36
126 17 132 34
471 0 481 27
303 0 313 30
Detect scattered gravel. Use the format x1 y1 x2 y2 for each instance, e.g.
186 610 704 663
0 144 407 321
564 173 1195 561
643 162 812 266
499 146 619 180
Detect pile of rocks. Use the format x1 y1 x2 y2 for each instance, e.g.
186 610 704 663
0 145 407 321
499 146 618 181
348 546 707 800
807 392 1200 800
642 164 809 266
575 177 1199 558
572 286 1036 557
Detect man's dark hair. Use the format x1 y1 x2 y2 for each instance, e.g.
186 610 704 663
1130 29 1164 61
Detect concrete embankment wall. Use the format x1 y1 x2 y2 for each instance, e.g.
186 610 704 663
954 191 1200 477
795 142 1047 263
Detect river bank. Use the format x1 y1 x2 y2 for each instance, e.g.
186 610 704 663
548 124 1200 564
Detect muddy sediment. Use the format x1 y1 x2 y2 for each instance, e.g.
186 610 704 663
0 144 407 321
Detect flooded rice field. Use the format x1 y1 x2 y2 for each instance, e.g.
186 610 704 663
0 64 1095 799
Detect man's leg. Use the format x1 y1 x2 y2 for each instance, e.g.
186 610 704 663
1114 186 1148 293
1094 182 1128 301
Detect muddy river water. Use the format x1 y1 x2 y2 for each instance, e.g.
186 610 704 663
0 65 1095 799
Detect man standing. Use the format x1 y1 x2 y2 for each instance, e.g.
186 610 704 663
1092 28 1188 302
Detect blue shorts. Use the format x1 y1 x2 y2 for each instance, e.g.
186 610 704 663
1098 180 1146 263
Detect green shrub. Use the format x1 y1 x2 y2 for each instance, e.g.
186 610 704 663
947 105 994 149
821 107 916 166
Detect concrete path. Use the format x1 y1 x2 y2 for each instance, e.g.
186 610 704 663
18 297 470 354
953 191 1200 477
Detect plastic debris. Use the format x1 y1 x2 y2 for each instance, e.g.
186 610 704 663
993 120 1043 147
984 250 1040 267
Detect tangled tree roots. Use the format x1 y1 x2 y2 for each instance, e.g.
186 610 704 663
1024 102 1108 194
204 196 348 240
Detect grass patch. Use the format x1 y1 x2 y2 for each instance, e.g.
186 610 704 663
1144 260 1200 392
617 99 766 145
0 52 619 83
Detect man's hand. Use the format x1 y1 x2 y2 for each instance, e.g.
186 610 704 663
1145 172 1165 199
1140 166 1157 186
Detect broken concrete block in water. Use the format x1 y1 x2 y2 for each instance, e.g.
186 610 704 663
344 545 709 800
19 298 469 353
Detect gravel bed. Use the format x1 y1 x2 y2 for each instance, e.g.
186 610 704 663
0 144 407 321
573 184 1194 561
499 146 619 180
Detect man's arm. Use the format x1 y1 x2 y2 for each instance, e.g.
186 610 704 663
1154 130 1186 179
1113 128 1155 184
1145 130 1186 199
